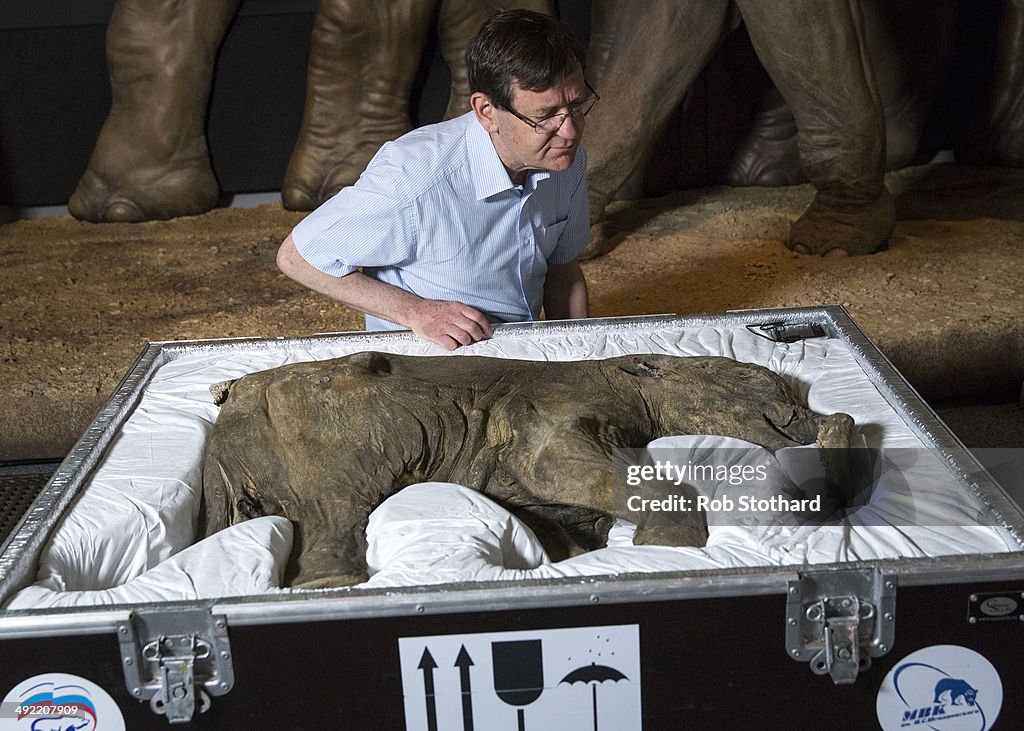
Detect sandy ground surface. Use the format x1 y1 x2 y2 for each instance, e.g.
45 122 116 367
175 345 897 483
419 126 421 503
1 163 1023 461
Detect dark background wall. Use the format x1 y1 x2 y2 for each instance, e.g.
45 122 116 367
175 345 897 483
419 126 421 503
0 0 999 209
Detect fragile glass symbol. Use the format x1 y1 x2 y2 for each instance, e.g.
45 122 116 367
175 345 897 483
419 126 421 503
491 640 544 731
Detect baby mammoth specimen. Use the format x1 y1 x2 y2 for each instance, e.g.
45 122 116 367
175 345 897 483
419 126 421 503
201 352 855 588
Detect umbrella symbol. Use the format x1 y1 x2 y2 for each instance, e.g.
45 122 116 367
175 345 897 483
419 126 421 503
559 663 629 731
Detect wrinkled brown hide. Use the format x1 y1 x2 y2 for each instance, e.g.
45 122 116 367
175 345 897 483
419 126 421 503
583 0 894 258
68 0 554 222
728 0 1024 182
202 352 854 588
727 0 959 186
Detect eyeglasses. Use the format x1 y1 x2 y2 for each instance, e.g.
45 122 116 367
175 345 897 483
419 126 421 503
505 81 600 134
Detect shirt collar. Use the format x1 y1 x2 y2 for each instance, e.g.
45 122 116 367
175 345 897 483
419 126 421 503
466 113 550 200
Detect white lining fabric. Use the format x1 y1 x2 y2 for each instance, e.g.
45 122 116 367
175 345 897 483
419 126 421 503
6 325 1017 608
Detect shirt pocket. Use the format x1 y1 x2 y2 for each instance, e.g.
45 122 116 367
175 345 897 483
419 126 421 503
538 217 569 257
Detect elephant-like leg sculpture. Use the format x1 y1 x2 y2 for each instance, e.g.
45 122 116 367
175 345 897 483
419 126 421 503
280 1 438 211
583 0 894 258
68 0 239 222
737 0 893 256
583 1 737 259
728 0 958 186
281 0 556 211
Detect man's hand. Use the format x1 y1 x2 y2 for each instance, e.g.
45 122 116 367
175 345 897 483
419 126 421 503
407 300 493 351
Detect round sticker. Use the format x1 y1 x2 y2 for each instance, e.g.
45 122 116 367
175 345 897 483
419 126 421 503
876 645 1002 731
0 673 125 731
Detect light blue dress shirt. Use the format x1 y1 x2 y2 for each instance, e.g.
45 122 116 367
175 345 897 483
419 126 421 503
291 111 590 331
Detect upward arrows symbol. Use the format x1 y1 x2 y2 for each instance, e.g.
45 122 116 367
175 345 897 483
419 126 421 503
455 645 475 731
418 648 439 731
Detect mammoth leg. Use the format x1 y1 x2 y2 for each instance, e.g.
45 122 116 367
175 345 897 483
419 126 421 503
581 0 734 259
438 0 557 120
728 0 957 186
281 0 439 211
961 0 1024 166
68 0 238 222
737 0 894 256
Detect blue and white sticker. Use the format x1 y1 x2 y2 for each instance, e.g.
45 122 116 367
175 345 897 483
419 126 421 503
0 673 125 731
876 645 1002 731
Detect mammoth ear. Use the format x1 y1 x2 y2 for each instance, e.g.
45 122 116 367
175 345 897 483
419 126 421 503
209 378 237 406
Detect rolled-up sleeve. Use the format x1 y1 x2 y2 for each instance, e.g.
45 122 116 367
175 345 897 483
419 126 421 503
290 146 417 277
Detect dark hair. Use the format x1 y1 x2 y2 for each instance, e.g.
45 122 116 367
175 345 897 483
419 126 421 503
467 9 586 111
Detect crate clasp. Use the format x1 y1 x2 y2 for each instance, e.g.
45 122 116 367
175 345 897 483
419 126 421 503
118 608 235 724
786 568 896 684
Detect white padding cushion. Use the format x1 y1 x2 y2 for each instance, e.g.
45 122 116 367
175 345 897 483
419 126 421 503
5 517 292 608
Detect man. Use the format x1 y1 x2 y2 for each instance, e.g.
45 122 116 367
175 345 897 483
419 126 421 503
276 9 597 350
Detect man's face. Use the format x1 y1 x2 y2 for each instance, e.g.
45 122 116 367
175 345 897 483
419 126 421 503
480 67 589 182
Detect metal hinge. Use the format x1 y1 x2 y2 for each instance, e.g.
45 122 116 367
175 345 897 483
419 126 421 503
786 569 896 684
118 608 235 724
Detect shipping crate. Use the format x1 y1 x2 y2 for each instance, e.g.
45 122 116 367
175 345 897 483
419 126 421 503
1 307 1022 730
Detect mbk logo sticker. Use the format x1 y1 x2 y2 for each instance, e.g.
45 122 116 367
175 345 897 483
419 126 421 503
877 646 1002 731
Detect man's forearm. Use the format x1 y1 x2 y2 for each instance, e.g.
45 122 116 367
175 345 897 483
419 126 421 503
543 259 589 321
276 234 492 349
276 234 417 323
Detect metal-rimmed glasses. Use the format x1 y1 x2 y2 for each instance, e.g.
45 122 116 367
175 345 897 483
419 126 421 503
505 81 600 134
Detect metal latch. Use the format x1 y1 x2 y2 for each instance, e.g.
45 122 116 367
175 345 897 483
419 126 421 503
786 569 896 684
118 608 235 724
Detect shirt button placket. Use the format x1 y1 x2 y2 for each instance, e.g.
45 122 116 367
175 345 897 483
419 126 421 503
516 197 533 316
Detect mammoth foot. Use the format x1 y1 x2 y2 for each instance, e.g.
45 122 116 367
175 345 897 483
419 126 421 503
68 113 218 223
788 189 895 257
69 160 219 223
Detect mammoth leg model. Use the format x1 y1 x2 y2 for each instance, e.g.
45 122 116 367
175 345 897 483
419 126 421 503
282 0 555 211
68 0 240 222
70 0 554 221
202 352 856 588
280 1 441 211
728 0 958 186
583 0 894 258
583 0 737 259
736 0 893 256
